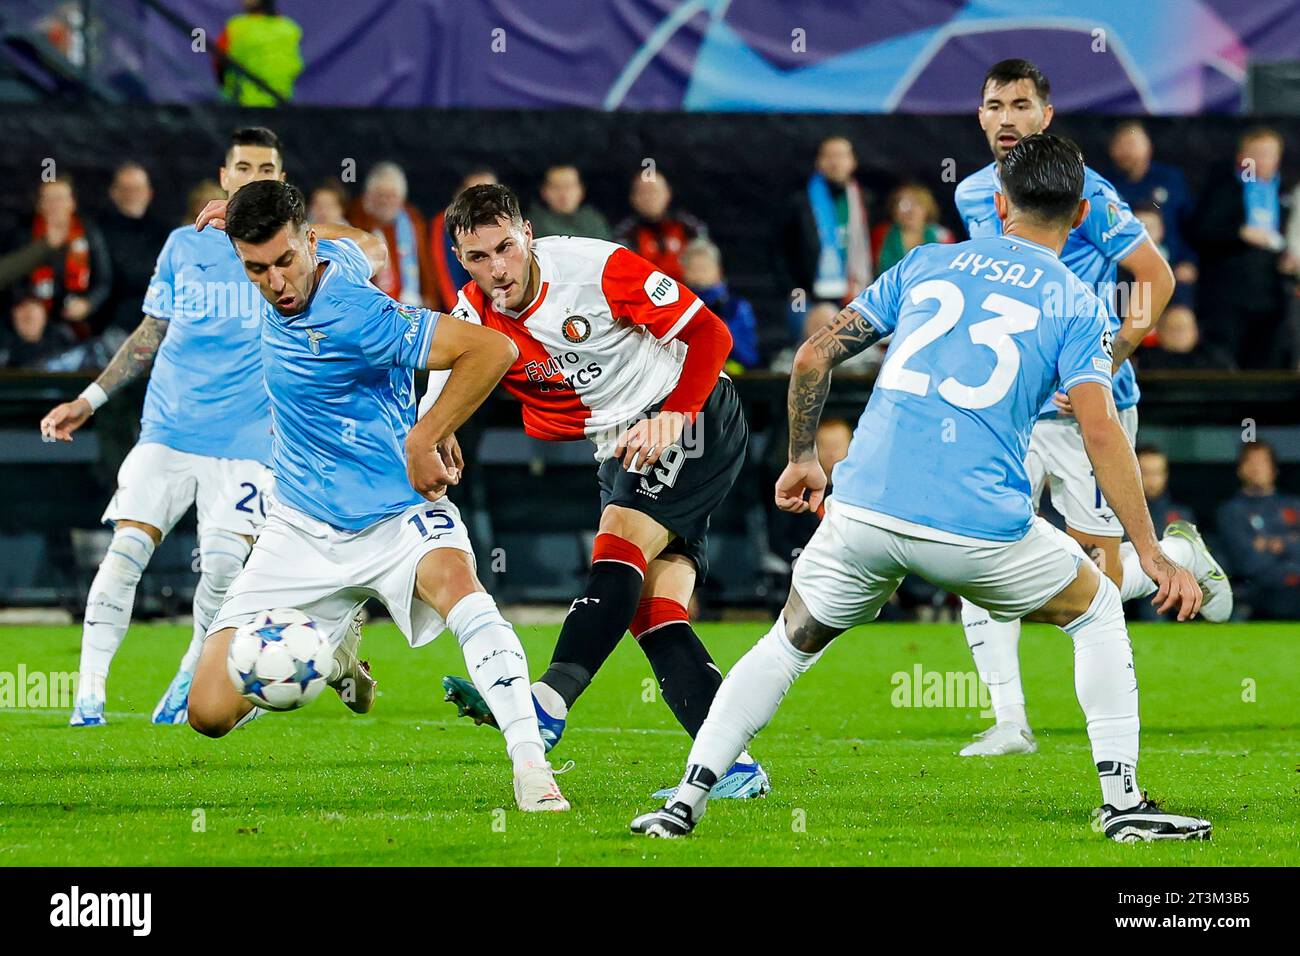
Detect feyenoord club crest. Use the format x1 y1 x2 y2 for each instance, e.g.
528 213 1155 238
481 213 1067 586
562 314 592 343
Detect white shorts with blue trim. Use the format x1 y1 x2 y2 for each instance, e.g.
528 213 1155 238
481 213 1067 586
101 441 272 539
793 502 1086 630
208 495 475 650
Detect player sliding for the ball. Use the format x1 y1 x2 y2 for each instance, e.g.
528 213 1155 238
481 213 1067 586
184 180 570 813
436 184 769 799
631 134 1213 843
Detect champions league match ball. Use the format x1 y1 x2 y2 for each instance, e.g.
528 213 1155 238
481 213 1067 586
226 608 331 711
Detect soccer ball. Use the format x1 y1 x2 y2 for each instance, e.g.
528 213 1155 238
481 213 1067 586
226 608 331 711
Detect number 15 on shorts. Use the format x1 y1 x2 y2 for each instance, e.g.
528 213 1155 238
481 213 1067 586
408 508 454 541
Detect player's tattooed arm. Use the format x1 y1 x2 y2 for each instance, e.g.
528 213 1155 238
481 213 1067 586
787 307 880 461
788 365 830 462
806 306 882 367
95 315 169 397
39 313 168 443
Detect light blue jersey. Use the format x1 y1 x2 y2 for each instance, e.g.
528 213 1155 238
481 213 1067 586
260 237 439 532
832 237 1114 542
141 225 273 463
954 161 1147 412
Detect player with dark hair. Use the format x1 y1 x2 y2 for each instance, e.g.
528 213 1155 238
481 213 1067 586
41 127 289 727
182 180 569 812
951 59 1231 758
437 183 769 799
632 133 1212 843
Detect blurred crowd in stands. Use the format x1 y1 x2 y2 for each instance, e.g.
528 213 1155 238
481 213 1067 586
3 125 1299 618
6 124 1300 376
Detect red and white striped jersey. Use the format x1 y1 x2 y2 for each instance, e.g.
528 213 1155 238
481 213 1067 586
422 236 706 457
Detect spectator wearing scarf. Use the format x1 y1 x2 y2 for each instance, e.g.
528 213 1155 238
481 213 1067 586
346 162 435 307
775 137 872 345
0 177 110 342
871 183 953 274
1189 127 1290 368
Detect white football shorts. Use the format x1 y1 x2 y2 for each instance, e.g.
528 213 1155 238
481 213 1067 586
793 501 1086 630
101 441 273 539
1026 406 1139 538
208 494 475 650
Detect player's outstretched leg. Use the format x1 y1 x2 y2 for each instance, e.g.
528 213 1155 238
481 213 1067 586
1030 563 1211 842
632 557 770 799
154 529 253 725
631 589 836 838
444 510 664 752
1119 525 1233 622
421 550 567 812
957 599 1035 757
71 522 160 727
531 528 650 744
187 626 257 738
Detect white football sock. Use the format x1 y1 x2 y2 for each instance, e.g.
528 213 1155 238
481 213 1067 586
1159 534 1194 569
449 592 546 769
959 598 1027 727
1062 575 1141 810
180 530 251 674
1098 760 1140 810
676 616 821 817
77 526 156 703
1120 535 1196 602
232 703 262 731
1119 542 1157 601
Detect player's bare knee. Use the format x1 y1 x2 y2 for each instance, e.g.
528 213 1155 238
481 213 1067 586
186 688 236 738
782 588 842 654
1068 530 1122 588
415 548 484 617
642 554 696 604
1030 562 1102 627
187 710 233 738
597 506 669 561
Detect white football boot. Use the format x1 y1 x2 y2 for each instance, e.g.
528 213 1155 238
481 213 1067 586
1163 520 1233 623
513 761 571 812
959 721 1038 756
328 615 376 714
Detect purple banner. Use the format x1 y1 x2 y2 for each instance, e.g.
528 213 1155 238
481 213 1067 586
40 0 1300 112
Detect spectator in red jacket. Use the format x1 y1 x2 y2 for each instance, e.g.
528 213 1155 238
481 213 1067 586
347 162 436 307
613 170 706 281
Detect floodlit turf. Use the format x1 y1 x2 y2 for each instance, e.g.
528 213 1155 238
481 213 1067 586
0 620 1296 866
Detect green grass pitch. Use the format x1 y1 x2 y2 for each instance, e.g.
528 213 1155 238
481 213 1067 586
1 620 1296 866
